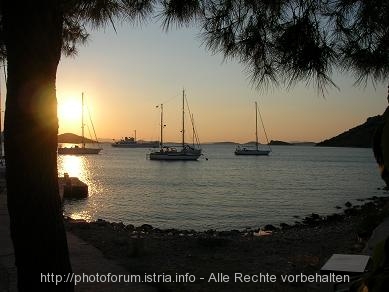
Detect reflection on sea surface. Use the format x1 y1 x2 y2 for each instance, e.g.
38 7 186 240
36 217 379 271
59 145 384 231
58 155 105 221
59 155 84 178
67 210 92 221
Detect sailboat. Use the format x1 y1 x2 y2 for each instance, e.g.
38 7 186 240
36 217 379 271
149 89 202 161
235 101 271 156
58 92 102 155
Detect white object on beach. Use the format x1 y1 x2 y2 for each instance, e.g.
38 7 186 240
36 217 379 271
253 230 273 237
321 254 370 273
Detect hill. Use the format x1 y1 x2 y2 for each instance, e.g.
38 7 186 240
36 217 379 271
269 140 292 146
58 133 96 144
316 115 382 148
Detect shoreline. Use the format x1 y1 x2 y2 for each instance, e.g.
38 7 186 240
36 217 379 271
65 193 389 291
65 191 389 235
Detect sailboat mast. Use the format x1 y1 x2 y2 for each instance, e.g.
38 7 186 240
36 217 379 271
81 92 85 148
192 113 195 147
0 80 2 158
255 101 259 151
182 89 185 148
160 104 164 149
0 63 5 159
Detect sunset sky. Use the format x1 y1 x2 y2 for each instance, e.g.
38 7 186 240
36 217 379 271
36 21 389 143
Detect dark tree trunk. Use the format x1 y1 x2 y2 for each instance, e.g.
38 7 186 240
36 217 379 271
2 1 73 291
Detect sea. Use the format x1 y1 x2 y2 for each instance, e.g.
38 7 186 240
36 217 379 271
59 144 385 231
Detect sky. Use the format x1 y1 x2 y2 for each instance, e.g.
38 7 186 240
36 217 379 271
32 20 389 143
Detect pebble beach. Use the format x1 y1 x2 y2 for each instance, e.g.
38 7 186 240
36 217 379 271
66 193 389 291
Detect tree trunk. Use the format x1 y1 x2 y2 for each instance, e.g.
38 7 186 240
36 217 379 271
2 1 73 291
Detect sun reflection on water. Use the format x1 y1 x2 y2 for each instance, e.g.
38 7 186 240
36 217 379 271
58 155 96 221
67 210 92 222
58 155 84 177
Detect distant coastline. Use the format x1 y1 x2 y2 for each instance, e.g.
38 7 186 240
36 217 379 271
269 140 292 146
206 141 238 145
202 140 316 146
62 112 382 148
59 136 316 147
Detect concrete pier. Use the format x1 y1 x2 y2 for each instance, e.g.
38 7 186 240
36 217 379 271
59 173 88 200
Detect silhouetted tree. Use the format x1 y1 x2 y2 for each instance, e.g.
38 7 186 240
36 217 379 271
0 1 156 290
199 0 388 93
0 0 387 290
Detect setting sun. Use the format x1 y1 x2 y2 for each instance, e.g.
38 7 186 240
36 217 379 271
58 98 82 122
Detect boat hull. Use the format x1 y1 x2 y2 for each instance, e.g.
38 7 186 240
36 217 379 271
58 147 102 155
234 149 270 156
149 146 201 160
149 152 201 161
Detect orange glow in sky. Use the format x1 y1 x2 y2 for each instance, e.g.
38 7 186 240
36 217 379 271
52 22 387 144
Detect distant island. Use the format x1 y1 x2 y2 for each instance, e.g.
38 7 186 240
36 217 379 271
316 115 382 148
269 140 292 146
58 133 96 144
293 142 316 146
239 140 315 146
208 141 238 145
163 141 315 146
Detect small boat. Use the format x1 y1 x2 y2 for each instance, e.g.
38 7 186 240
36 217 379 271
58 92 102 155
149 90 202 161
112 130 159 148
235 101 271 156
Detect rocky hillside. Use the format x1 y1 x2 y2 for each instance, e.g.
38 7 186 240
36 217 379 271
316 115 382 148
58 133 97 144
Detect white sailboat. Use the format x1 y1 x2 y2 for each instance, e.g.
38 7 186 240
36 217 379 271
149 89 202 161
235 101 271 156
58 92 102 155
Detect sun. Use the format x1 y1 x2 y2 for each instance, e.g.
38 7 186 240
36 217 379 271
58 98 82 127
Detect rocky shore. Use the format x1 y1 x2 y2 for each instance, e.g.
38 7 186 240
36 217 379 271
65 194 389 292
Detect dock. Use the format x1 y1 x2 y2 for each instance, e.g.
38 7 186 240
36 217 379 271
58 173 88 200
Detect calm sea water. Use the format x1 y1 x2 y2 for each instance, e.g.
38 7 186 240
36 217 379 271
59 144 385 231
